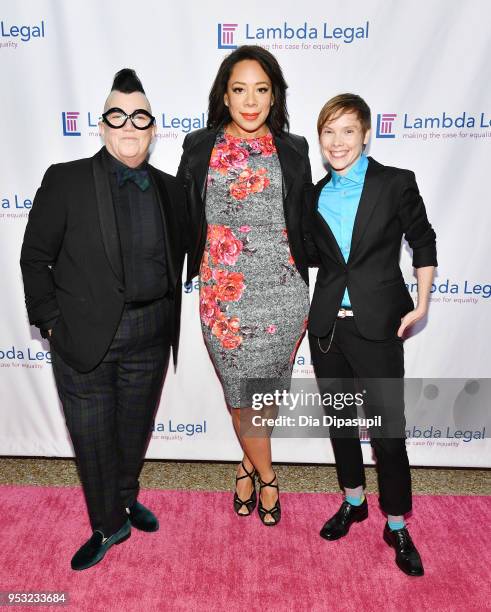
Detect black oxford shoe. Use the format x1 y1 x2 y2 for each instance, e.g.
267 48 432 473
320 498 368 541
383 523 424 576
127 500 159 532
71 520 131 571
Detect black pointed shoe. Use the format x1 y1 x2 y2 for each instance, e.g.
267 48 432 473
71 520 131 571
127 500 159 532
383 523 424 576
320 498 368 541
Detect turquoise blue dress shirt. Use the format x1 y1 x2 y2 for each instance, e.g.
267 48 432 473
318 153 369 307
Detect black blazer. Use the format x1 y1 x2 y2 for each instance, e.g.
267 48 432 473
176 127 312 284
307 157 437 340
20 147 187 373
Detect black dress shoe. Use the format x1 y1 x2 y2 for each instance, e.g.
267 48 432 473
320 498 368 541
71 520 131 571
127 500 159 532
383 523 424 576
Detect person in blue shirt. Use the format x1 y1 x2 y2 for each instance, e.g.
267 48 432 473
306 93 437 577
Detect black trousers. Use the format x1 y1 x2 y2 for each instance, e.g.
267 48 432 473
51 298 171 535
309 317 411 516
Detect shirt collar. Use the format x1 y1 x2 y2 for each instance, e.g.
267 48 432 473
330 153 368 187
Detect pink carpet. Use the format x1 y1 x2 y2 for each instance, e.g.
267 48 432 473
0 486 490 612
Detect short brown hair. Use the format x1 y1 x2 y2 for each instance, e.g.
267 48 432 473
317 93 371 136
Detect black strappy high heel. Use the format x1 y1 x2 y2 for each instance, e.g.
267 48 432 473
258 472 281 526
233 462 257 516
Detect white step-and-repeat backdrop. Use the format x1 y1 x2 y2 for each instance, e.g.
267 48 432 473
1 1 489 466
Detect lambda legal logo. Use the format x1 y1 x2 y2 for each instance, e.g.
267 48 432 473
217 23 238 49
62 111 81 136
376 113 397 138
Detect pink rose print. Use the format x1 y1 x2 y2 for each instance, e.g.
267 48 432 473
208 224 243 266
200 251 212 282
211 314 229 340
221 333 243 350
209 140 249 175
229 168 270 201
200 285 221 328
229 180 249 201
265 324 277 334
212 269 245 302
258 135 277 157
228 316 241 334
211 314 243 350
248 134 277 157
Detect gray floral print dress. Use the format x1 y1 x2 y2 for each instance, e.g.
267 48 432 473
199 129 309 408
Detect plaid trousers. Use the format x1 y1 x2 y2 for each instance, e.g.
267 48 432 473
51 298 171 535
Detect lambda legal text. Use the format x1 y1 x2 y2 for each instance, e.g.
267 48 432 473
0 20 45 42
244 21 369 44
0 346 51 365
403 112 491 130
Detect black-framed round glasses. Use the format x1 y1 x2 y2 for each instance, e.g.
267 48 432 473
101 107 156 130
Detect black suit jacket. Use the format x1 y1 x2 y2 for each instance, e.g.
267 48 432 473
307 157 437 340
176 127 312 284
20 147 187 373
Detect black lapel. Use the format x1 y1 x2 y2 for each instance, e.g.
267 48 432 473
92 148 124 283
274 132 301 200
313 172 345 265
187 129 217 200
348 157 386 262
148 166 176 285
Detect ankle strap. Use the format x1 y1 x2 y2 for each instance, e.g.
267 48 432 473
259 473 278 489
236 461 255 482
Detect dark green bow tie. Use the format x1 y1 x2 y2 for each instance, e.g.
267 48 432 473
117 167 150 191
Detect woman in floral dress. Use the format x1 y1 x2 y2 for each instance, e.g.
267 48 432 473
177 46 311 525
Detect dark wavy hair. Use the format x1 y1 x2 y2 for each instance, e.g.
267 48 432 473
207 45 289 134
111 68 145 94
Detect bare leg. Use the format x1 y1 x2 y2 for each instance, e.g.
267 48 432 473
231 407 278 523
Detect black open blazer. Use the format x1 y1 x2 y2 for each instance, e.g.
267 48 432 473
306 157 438 340
177 127 312 285
20 147 187 372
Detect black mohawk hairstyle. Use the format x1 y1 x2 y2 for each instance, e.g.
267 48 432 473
111 68 145 94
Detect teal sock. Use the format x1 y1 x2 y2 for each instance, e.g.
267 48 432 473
388 519 405 531
345 494 365 506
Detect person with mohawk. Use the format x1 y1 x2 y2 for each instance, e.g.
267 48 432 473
21 69 186 570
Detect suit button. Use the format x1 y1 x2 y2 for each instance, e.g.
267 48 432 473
117 287 124 293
